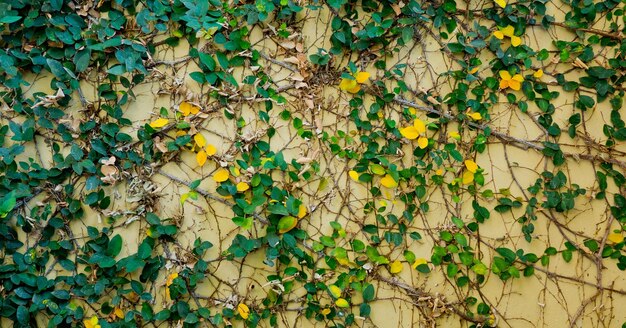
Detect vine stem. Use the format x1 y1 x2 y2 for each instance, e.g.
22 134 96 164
391 96 626 169
157 169 269 225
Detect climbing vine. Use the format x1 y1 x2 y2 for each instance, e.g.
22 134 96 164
1 0 626 327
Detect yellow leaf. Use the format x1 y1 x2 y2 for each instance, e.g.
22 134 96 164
412 258 428 269
179 101 199 116
380 174 398 188
321 308 331 316
347 85 361 93
180 193 189 205
464 160 478 173
84 316 99 328
114 307 125 319
298 204 307 218
510 35 522 47
194 134 206 148
400 126 419 139
335 298 350 308
533 69 544 78
328 285 342 298
206 144 217 156
370 164 386 175
349 170 360 181
165 274 176 298
468 112 482 121
196 150 207 166
414 118 426 134
608 233 624 244
499 79 509 90
449 131 461 140
494 0 506 8
389 260 403 274
237 182 250 192
499 70 512 80
213 168 229 182
166 272 178 286
469 66 479 74
339 78 358 91
149 118 169 128
501 25 515 37
237 303 250 320
435 168 444 175
196 27 218 39
417 136 428 149
493 30 504 40
462 170 475 185
277 216 298 233
355 71 370 83
509 78 521 90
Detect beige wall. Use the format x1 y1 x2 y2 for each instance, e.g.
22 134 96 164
3 2 626 327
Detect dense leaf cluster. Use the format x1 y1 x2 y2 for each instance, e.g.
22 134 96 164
1 0 626 327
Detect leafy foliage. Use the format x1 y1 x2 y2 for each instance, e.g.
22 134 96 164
1 0 626 327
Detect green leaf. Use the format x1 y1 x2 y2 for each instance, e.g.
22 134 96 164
327 0 347 9
587 66 615 79
359 303 371 317
0 16 21 24
47 59 66 78
277 216 298 233
447 263 459 277
74 49 91 72
215 52 229 69
584 239 599 252
232 216 253 229
562 250 573 262
50 0 63 10
154 309 171 321
562 81 579 91
108 235 123 257
189 72 205 84
472 263 488 275
51 290 70 300
448 43 465 53
107 65 126 75
496 248 516 263
199 52 216 71
16 305 29 323
0 191 17 218
362 284 375 302
90 253 116 268
267 204 289 216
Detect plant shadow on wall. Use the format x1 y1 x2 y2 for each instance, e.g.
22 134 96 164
1 0 626 327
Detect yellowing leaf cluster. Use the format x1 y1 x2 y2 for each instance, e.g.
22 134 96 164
339 71 370 93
